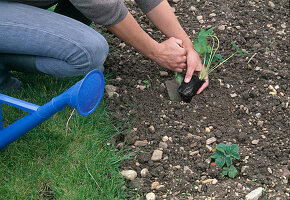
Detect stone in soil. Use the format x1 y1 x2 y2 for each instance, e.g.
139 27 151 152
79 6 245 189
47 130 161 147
206 137 217 145
120 170 137 181
245 187 264 200
151 150 163 161
146 192 156 200
141 168 149 178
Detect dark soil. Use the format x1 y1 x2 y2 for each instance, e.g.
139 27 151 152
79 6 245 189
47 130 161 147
101 0 289 199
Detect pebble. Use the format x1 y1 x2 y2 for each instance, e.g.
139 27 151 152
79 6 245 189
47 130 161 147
141 168 149 178
255 113 261 118
218 25 226 31
257 120 264 127
105 85 118 98
119 42 126 48
172 0 180 3
189 150 199 156
206 137 217 145
268 1 275 8
212 179 218 184
134 140 148 147
159 142 168 149
267 167 273 174
205 127 211 133
160 71 168 77
146 192 156 200
120 170 137 180
151 150 163 161
149 125 155 133
151 181 160 190
245 187 263 200
236 26 241 30
201 179 214 184
209 13 216 17
197 16 203 21
230 93 238 98
252 140 259 145
184 166 193 174
173 165 181 169
139 85 147 90
162 136 169 142
189 6 197 11
156 185 165 190
241 166 250 173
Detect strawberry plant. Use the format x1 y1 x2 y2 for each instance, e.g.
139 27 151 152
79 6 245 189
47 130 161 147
209 143 241 178
178 28 249 102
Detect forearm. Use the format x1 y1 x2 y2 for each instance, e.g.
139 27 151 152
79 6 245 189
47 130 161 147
107 11 159 60
146 0 193 50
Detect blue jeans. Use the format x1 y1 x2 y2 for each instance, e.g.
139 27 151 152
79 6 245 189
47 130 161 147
0 1 109 77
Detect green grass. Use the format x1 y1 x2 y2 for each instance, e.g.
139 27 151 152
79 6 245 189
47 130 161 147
0 72 134 199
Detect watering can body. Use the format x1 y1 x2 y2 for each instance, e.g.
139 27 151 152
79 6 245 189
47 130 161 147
0 69 105 149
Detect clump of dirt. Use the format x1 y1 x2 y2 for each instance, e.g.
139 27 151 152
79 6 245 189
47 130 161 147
101 0 289 199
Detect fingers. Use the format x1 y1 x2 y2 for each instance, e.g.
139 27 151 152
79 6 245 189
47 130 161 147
171 37 183 48
184 51 202 83
196 75 209 94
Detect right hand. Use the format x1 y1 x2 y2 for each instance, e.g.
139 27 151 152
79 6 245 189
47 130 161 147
151 37 187 72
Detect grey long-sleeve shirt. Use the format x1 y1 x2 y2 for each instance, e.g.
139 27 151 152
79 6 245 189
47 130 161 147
14 0 163 26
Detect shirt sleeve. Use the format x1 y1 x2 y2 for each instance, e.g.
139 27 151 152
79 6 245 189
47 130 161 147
135 0 163 13
70 0 128 26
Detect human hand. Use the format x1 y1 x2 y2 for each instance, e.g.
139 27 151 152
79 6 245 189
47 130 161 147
184 49 209 94
152 37 187 72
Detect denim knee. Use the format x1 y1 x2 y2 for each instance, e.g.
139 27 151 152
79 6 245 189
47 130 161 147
81 31 109 73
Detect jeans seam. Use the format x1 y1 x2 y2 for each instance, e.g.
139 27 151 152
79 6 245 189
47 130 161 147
0 22 93 67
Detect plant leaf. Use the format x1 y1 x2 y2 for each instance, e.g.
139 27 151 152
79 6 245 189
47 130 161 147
216 54 225 62
225 144 231 154
215 157 226 168
211 150 224 159
206 46 212 53
231 144 239 153
216 147 226 155
210 151 220 159
231 41 249 55
193 40 202 54
228 165 238 178
232 152 240 160
222 167 229 177
225 155 232 167
216 143 226 149
231 41 239 52
205 27 214 36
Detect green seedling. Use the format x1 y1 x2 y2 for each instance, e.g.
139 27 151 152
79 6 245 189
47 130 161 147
194 28 249 80
143 80 151 88
177 28 249 102
209 143 240 178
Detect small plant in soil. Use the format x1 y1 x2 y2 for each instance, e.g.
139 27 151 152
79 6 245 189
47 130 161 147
143 80 151 88
209 143 241 178
178 28 249 102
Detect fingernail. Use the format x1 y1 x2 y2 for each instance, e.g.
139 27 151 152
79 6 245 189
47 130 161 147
185 77 190 83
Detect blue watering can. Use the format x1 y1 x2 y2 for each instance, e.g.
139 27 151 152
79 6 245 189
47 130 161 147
0 69 105 149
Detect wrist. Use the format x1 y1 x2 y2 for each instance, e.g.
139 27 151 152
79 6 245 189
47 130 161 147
147 41 162 61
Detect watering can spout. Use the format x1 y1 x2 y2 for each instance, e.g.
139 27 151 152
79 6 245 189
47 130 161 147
0 70 105 149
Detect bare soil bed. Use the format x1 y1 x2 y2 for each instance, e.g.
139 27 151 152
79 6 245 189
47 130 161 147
101 0 289 199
